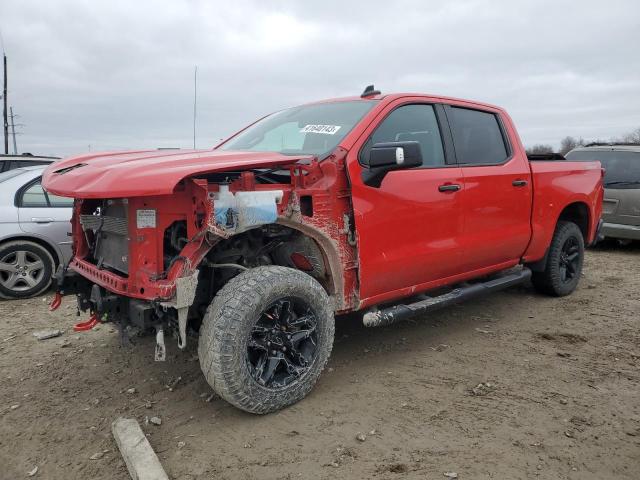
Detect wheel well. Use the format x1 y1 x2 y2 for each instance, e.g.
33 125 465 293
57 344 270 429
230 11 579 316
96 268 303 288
0 236 62 267
185 225 337 319
558 202 589 239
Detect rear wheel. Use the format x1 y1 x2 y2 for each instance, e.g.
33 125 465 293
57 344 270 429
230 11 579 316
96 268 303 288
531 221 584 297
198 266 334 414
0 240 55 299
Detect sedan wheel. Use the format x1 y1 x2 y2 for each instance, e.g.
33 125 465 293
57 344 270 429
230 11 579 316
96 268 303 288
0 241 55 299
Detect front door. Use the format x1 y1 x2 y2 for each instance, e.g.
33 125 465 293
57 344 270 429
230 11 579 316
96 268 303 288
17 177 73 263
348 102 466 304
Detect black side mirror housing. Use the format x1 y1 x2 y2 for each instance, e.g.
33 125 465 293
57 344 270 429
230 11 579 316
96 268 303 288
361 141 423 187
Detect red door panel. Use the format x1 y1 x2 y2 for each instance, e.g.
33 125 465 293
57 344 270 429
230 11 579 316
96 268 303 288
350 167 465 301
444 104 533 271
459 159 532 271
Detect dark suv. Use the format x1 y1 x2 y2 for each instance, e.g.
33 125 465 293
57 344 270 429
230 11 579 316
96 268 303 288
0 154 59 173
566 145 640 242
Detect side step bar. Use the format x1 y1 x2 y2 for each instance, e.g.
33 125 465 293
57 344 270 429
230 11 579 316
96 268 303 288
363 268 532 328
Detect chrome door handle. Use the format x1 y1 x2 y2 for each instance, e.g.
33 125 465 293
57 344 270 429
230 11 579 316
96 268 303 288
31 217 54 224
438 184 461 192
512 179 528 187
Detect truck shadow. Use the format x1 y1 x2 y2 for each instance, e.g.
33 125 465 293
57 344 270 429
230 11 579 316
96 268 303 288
590 238 640 253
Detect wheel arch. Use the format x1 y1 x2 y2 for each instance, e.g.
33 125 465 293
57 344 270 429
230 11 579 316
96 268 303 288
526 201 590 272
275 219 346 310
557 201 590 240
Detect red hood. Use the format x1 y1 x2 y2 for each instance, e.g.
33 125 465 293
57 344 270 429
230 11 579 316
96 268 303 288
42 149 310 198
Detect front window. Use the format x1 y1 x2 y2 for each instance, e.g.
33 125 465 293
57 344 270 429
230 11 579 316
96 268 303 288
566 150 640 188
219 100 378 158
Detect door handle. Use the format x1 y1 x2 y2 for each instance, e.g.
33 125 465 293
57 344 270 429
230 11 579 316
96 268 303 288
31 217 54 224
438 184 461 192
512 179 528 187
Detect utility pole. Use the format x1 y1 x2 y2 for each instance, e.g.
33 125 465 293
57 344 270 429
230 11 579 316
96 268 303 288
3 54 7 154
9 106 17 154
193 65 197 149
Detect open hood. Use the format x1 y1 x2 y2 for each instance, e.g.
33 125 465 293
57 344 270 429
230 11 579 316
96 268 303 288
42 149 311 199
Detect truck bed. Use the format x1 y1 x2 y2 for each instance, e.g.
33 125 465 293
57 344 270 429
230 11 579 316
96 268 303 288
524 160 604 263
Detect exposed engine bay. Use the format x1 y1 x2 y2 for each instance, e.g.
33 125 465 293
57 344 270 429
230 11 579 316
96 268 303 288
67 193 330 352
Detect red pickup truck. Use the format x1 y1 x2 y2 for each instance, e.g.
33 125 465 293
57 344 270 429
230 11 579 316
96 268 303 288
43 87 603 413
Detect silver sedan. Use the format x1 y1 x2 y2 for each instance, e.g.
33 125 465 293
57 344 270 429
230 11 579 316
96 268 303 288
0 166 72 299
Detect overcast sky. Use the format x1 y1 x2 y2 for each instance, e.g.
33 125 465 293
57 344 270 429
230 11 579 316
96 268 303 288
1 0 639 157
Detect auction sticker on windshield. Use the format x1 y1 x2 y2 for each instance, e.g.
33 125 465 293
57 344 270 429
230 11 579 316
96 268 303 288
300 125 342 135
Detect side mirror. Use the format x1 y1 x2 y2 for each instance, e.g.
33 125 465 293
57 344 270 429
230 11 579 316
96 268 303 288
361 141 422 187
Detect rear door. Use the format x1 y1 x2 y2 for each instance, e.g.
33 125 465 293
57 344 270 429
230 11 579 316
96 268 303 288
445 105 532 271
16 177 73 262
348 101 466 303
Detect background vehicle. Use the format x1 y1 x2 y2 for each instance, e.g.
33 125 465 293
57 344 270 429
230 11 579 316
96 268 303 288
0 153 59 173
0 166 72 299
43 89 603 413
566 145 640 243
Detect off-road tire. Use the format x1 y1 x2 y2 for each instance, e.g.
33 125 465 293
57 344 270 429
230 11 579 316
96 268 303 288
531 221 584 297
0 240 55 299
198 266 334 414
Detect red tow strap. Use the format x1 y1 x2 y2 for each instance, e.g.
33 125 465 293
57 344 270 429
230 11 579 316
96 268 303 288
49 292 62 311
73 313 99 332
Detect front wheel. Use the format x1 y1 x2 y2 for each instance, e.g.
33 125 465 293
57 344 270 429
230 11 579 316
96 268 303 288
198 266 334 414
531 221 585 297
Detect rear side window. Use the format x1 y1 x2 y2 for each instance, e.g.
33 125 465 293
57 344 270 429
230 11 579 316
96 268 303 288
448 107 509 165
21 182 49 207
18 178 74 207
361 104 446 167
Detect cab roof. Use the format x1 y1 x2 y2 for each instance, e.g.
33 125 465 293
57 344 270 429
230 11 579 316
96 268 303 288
304 91 505 113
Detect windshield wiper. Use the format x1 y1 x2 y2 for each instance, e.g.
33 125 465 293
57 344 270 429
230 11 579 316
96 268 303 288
604 180 640 187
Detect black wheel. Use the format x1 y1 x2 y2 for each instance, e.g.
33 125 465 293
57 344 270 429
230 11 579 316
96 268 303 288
198 266 334 414
0 241 55 299
531 221 584 297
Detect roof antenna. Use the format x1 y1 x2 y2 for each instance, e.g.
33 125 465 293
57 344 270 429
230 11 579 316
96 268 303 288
193 65 197 149
361 84 381 98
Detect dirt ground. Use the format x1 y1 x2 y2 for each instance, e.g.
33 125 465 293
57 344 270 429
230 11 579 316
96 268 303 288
1 242 638 480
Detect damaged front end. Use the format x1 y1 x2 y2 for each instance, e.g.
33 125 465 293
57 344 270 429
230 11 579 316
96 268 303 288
48 153 359 358
51 177 213 354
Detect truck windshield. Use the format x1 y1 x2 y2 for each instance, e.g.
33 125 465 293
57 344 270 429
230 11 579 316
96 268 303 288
566 150 640 188
219 100 378 158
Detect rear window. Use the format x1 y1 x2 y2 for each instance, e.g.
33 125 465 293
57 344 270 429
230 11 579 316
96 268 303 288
448 107 509 165
0 169 25 183
566 150 640 188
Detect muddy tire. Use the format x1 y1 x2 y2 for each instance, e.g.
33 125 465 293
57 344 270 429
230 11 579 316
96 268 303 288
0 240 55 299
531 221 584 297
198 266 334 414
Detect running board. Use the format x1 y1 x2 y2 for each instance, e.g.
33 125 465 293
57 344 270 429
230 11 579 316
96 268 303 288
362 268 532 328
